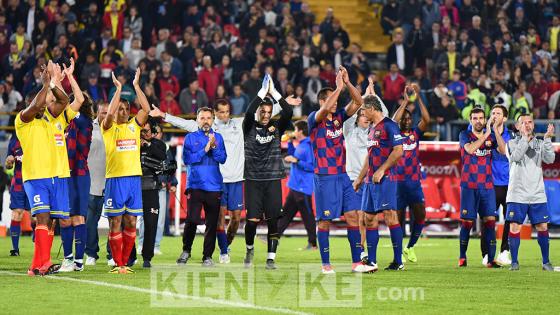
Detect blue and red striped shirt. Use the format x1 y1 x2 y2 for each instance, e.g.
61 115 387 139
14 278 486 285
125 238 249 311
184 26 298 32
459 130 497 189
308 108 348 175
367 117 403 182
7 134 24 192
395 127 423 182
66 113 93 177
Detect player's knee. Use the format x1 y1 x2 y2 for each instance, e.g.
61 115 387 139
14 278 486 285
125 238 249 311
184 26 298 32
509 222 521 233
59 218 71 227
11 210 24 221
535 223 548 232
344 211 359 226
384 210 398 226
364 214 378 229
72 215 85 225
231 211 241 222
317 220 330 230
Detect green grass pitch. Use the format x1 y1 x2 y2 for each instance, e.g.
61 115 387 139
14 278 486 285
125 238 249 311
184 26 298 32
1 234 559 314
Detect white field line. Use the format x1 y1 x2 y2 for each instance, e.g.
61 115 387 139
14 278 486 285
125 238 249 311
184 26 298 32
0 271 313 315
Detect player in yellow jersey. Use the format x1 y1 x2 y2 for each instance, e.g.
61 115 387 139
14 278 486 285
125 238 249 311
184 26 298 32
102 69 151 274
15 62 68 276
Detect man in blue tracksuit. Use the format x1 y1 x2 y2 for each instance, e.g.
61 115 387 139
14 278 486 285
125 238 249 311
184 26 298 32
176 107 227 266
277 120 316 249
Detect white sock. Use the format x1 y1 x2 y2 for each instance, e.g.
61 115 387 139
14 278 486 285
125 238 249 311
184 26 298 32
246 245 254 250
267 252 276 260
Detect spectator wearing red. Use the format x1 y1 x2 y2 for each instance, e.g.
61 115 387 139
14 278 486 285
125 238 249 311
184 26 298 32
547 73 560 96
383 63 407 114
158 63 180 99
198 55 223 103
103 1 124 40
528 69 548 119
44 0 59 24
439 0 459 26
160 90 182 116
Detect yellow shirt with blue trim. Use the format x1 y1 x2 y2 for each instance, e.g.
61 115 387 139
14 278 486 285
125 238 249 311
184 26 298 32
102 118 142 178
15 112 57 181
45 107 78 178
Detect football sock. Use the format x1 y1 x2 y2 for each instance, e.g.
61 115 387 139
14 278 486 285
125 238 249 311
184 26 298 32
484 220 497 262
61 225 74 259
407 220 425 248
109 232 123 266
122 227 137 266
317 228 330 265
537 230 550 264
389 224 403 265
508 231 520 264
459 220 473 259
245 220 258 247
366 228 379 264
216 229 228 255
347 226 362 263
10 220 21 251
74 224 86 262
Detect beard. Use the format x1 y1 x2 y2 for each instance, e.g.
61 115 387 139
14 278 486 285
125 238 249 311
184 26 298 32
201 124 211 132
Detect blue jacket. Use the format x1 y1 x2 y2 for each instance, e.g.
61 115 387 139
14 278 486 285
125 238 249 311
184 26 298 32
287 137 314 196
491 127 513 186
183 129 227 192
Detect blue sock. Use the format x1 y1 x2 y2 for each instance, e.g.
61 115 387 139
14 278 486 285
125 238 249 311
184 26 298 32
459 221 473 259
10 220 21 251
508 231 520 264
484 220 497 262
407 220 424 248
74 224 87 263
217 229 228 255
347 227 362 263
61 225 74 259
317 228 330 265
537 231 550 264
389 224 403 265
366 228 379 264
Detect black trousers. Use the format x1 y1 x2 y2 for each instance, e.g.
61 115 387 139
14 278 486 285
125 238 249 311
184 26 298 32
142 189 160 262
481 185 510 257
182 189 221 260
278 190 317 246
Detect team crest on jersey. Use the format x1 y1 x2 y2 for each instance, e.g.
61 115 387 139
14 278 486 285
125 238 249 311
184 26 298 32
409 134 415 142
323 210 331 217
462 209 467 215
509 211 514 218
333 120 340 127
374 130 381 138
56 122 62 131
485 140 492 147
128 124 136 133
268 126 276 133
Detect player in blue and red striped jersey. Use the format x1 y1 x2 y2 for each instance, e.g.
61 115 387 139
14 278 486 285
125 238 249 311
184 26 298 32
458 107 506 268
308 66 375 274
392 84 430 263
6 133 30 257
61 91 94 272
354 95 405 271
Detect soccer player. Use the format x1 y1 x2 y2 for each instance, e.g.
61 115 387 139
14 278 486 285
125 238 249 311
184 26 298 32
176 107 227 266
277 120 316 249
6 133 30 257
392 84 430 263
57 58 91 272
16 62 68 275
102 69 151 274
480 104 514 266
506 116 556 271
354 95 405 271
457 107 506 268
309 67 376 274
243 74 295 270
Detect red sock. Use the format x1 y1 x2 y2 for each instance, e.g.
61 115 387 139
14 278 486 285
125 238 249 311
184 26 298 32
109 232 123 267
31 225 48 269
122 227 137 266
44 229 54 267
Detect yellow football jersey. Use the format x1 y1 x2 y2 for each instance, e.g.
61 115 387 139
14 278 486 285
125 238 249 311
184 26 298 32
45 107 78 178
102 118 142 178
15 112 57 181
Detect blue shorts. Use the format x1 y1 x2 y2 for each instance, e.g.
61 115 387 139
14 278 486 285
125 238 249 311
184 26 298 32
506 203 549 225
460 187 497 220
10 189 30 210
396 180 425 210
361 179 398 213
221 181 244 211
52 177 70 218
23 178 61 218
314 173 361 221
103 176 143 217
69 174 91 217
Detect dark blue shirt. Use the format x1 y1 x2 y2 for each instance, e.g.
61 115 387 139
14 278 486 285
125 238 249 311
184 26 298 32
491 127 513 186
287 137 314 196
183 129 227 192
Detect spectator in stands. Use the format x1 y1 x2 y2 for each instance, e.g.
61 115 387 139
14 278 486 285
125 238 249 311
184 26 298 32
158 63 180 99
381 0 399 35
198 55 222 103
161 51 183 83
86 74 107 104
160 90 182 116
302 64 325 106
124 6 143 38
440 0 459 26
387 31 412 75
126 37 145 69
406 17 429 69
179 78 209 114
398 0 422 36
436 40 459 80
529 69 549 119
102 1 124 40
448 70 468 109
383 63 407 114
230 84 249 115
431 86 459 140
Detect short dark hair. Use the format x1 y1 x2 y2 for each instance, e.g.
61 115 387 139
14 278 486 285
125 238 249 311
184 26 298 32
492 104 508 117
317 87 334 102
197 106 214 116
362 95 383 111
214 98 231 111
469 107 485 119
517 113 532 121
294 120 309 136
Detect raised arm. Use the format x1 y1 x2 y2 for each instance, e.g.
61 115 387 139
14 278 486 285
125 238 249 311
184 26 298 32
341 66 363 117
315 70 343 124
392 96 408 122
414 84 431 132
243 74 271 134
542 124 556 164
102 72 121 130
463 119 493 154
508 137 529 163
20 67 50 122
63 58 84 112
268 77 294 135
49 61 70 117
492 120 507 155
149 104 198 132
133 68 151 126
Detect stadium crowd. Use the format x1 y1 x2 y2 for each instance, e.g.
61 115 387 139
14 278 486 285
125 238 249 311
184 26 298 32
0 0 558 275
